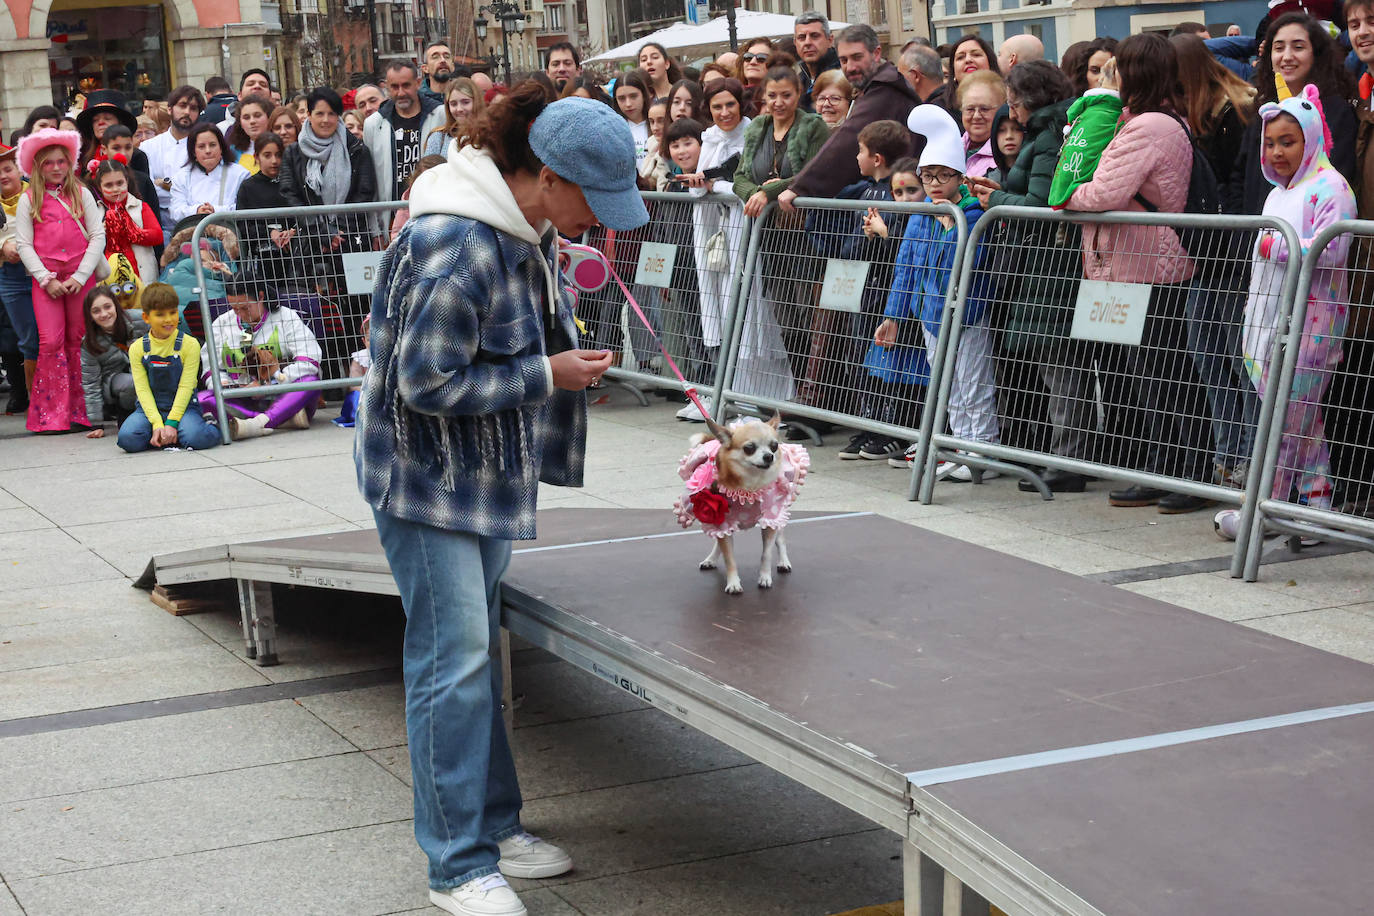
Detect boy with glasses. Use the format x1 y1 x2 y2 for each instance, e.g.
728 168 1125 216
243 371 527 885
873 105 999 480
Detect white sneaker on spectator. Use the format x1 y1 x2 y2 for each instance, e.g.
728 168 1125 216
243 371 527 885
429 874 526 916
675 396 711 423
228 413 273 440
497 830 573 878
1213 509 1241 541
286 410 310 430
938 452 999 482
888 443 919 468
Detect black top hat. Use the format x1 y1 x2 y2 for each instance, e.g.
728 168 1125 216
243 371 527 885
75 90 139 143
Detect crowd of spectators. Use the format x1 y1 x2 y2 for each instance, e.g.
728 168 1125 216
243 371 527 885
1 6 1373 537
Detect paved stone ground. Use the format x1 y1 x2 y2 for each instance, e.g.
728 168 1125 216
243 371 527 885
1 388 1371 916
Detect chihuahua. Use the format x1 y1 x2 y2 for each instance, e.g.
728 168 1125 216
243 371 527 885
675 413 809 595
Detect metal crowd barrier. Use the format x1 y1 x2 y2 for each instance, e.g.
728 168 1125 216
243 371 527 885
586 191 751 414
1244 219 1374 578
191 201 408 445
910 206 1303 579
716 197 967 460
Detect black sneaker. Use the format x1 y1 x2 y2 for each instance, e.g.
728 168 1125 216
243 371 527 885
838 432 872 460
860 437 907 461
1158 492 1215 514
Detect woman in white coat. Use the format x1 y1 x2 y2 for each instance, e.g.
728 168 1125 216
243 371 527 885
168 124 250 225
683 78 794 421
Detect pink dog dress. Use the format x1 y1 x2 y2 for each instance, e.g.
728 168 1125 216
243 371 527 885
674 436 809 538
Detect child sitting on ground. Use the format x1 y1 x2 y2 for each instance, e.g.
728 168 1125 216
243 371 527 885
117 282 221 451
333 315 369 428
872 105 998 482
1214 80 1357 539
1048 58 1122 209
197 274 323 439
836 120 926 462
82 283 147 437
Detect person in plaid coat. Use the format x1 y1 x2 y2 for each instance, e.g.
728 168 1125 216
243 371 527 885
354 86 648 916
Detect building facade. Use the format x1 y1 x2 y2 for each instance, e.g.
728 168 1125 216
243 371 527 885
931 0 1269 61
1 0 282 131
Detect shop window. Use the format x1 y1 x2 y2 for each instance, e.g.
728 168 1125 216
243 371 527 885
48 6 170 106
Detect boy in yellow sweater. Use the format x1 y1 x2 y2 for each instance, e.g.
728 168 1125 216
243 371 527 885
116 282 221 452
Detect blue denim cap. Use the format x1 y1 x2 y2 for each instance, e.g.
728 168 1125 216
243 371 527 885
529 97 649 231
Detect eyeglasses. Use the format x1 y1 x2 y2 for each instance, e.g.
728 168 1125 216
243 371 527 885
961 105 995 117
919 169 960 184
815 94 846 106
742 53 769 63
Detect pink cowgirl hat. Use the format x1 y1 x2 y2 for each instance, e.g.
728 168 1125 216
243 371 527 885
17 128 82 177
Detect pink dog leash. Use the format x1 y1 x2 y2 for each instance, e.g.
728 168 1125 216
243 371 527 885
560 242 712 419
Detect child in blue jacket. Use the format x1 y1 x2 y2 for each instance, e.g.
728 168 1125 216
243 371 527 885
869 105 999 480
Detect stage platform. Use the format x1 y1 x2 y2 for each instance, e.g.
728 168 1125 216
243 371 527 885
150 508 1374 916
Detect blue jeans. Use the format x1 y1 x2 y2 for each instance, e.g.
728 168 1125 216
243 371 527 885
373 510 523 890
0 261 38 360
1185 280 1258 469
116 404 222 452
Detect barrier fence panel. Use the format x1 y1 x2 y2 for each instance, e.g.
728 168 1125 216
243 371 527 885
913 205 1303 576
715 197 967 465
586 191 752 415
192 201 408 445
1245 219 1374 579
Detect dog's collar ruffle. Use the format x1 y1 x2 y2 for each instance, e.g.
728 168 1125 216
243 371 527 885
674 437 810 536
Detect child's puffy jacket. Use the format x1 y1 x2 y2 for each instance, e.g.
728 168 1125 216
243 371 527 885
889 186 990 335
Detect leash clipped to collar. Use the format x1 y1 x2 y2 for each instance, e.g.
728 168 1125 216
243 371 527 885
559 242 712 419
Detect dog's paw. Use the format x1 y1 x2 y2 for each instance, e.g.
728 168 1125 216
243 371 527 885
777 562 792 574
699 557 718 570
724 576 743 595
758 571 773 589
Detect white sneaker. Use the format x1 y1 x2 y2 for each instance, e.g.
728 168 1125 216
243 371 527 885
1213 508 1241 541
887 443 919 469
286 409 311 429
430 874 526 916
227 413 274 440
498 830 573 879
675 396 710 423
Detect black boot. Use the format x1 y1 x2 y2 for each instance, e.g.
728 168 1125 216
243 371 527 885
1 352 27 414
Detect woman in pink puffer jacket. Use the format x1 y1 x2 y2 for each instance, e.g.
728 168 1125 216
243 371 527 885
1065 32 1215 514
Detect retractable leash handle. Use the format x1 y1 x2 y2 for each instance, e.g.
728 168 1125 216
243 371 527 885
556 241 710 418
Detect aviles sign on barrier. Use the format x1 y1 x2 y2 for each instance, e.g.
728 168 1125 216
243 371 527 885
635 241 678 288
819 259 870 313
341 251 385 296
1070 279 1151 346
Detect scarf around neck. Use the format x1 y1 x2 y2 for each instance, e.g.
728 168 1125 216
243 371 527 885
297 121 351 206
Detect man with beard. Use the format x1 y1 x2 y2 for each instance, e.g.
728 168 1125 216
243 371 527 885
546 42 581 91
364 60 444 243
419 42 455 104
780 24 921 207
140 85 206 240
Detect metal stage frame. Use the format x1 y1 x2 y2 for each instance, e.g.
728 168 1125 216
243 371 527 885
150 509 1374 916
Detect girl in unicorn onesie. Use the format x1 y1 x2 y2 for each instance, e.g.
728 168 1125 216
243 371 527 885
1215 80 1356 539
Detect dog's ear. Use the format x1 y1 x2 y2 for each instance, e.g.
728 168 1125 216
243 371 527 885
704 415 732 446
766 411 782 431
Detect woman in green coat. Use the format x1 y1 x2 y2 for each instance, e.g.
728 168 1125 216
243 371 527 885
734 61 833 411
970 60 1089 493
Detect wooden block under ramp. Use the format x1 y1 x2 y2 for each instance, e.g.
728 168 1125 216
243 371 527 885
150 582 234 616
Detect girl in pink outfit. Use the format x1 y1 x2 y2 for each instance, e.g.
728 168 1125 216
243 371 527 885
14 129 105 432
1214 82 1356 540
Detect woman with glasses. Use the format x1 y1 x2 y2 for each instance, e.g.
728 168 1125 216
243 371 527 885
957 69 1005 178
811 69 854 129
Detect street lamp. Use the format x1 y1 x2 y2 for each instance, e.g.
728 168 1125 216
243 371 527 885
473 1 527 85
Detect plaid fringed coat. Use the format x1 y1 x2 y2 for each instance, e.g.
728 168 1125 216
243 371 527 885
355 199 586 540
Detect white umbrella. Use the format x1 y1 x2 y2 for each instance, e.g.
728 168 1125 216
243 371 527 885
586 9 849 64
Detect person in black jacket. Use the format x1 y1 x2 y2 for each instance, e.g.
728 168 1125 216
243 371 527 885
278 88 377 256
278 88 377 378
235 132 302 287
